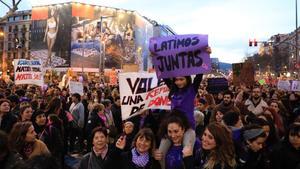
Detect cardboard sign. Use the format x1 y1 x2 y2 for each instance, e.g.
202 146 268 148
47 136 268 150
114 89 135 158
292 81 300 91
14 59 44 86
277 80 291 91
69 81 84 96
119 72 171 120
232 62 255 86
149 34 211 78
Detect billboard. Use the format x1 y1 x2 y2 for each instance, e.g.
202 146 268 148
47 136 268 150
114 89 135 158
31 4 72 68
71 4 136 69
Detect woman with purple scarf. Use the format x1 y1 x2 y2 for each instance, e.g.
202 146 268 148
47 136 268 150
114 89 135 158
115 128 160 169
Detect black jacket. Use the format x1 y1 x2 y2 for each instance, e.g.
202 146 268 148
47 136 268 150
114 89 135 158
0 112 17 134
86 110 106 151
78 145 121 169
111 104 122 134
270 139 300 169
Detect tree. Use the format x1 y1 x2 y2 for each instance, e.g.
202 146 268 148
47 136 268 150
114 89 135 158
0 0 22 22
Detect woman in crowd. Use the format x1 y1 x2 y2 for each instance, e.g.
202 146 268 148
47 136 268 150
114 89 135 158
210 110 225 124
8 121 50 160
268 101 285 137
19 102 33 122
86 103 106 151
116 128 159 169
0 99 17 133
40 114 64 167
122 121 135 152
200 123 236 169
270 122 300 169
237 124 268 169
31 109 47 138
155 113 195 169
0 130 23 169
79 127 120 169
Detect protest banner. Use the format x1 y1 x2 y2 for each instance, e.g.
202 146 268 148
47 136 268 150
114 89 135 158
206 78 229 94
14 59 44 86
149 34 211 79
277 80 291 91
291 81 300 91
69 81 84 96
119 72 171 120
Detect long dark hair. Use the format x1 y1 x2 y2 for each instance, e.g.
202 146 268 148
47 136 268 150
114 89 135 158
158 109 190 139
8 122 33 157
168 76 192 99
45 97 61 116
204 123 236 169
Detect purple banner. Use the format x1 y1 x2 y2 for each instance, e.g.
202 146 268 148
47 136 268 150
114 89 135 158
149 34 211 79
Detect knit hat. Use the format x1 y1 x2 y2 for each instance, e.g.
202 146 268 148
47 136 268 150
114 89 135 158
243 128 264 140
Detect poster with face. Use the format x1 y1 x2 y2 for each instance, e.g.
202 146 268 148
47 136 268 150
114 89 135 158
31 4 72 68
71 4 136 69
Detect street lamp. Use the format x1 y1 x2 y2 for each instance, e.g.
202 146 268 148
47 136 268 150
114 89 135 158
0 31 8 79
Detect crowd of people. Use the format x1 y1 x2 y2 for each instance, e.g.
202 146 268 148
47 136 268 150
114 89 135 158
0 73 300 169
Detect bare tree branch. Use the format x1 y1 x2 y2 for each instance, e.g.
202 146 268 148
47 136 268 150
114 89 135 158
0 0 13 10
0 0 22 22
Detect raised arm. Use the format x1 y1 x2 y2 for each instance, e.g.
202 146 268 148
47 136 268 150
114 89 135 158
193 74 203 91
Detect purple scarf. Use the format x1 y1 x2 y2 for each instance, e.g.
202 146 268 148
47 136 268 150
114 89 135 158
131 148 149 167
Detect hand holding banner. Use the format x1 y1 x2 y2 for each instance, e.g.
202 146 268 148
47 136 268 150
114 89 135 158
149 34 211 79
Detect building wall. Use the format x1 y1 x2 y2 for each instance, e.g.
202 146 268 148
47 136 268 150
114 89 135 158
0 10 31 75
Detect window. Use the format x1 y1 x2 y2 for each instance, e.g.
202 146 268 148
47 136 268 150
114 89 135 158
14 16 19 21
8 17 14 22
8 34 12 41
23 15 29 20
8 43 12 50
9 26 12 32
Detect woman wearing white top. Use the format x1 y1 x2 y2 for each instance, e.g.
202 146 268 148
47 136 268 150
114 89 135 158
43 7 59 66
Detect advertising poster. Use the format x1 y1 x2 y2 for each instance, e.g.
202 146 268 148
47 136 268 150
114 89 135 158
71 4 136 69
31 4 72 68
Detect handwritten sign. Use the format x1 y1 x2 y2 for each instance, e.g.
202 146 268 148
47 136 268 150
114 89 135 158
292 81 300 91
119 72 171 120
69 81 84 96
14 59 43 86
149 34 211 78
277 80 291 91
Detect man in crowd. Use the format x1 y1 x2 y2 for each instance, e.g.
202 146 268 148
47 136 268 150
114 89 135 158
244 86 268 116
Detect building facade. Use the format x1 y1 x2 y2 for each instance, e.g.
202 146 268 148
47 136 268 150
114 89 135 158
0 2 174 76
0 10 31 76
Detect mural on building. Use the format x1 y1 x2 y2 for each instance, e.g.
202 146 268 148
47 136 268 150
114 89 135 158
31 4 72 68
